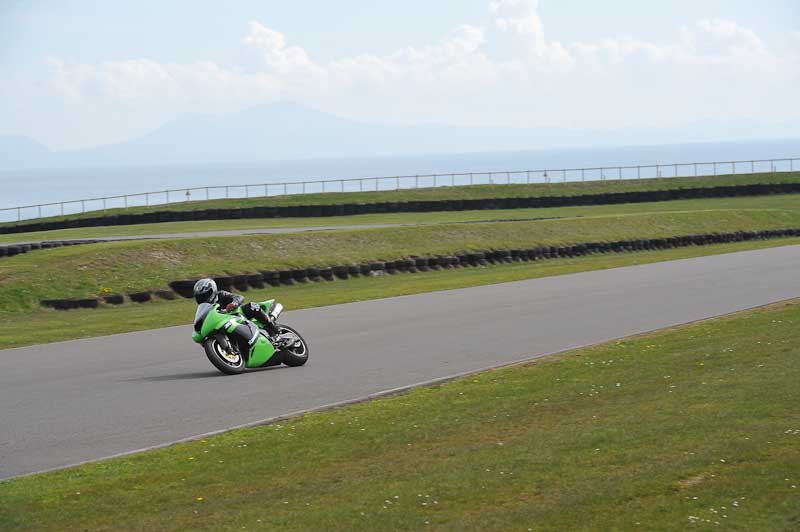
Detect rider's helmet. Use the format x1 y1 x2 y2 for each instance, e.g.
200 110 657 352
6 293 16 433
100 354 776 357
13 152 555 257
193 278 218 304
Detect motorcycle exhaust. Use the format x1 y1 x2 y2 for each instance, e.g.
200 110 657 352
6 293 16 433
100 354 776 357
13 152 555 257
269 303 284 321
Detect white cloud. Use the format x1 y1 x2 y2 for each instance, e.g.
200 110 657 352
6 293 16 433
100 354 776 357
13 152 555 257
32 3 800 146
244 21 325 79
330 25 492 87
491 0 573 68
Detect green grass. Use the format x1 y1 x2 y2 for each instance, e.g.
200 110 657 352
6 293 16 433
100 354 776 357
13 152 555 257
1 238 798 350
2 193 799 244
2 299 798 531
4 171 798 229
2 209 800 312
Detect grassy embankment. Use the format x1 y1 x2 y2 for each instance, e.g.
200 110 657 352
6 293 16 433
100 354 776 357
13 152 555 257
4 171 798 229
1 201 800 349
2 300 798 531
1 193 798 244
3 208 800 310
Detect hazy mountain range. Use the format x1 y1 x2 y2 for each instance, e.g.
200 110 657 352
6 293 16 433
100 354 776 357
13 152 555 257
2 102 799 171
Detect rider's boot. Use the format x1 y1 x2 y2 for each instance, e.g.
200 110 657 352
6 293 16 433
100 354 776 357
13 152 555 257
245 302 281 337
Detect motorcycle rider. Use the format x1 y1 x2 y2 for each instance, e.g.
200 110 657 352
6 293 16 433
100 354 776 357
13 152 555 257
193 278 281 336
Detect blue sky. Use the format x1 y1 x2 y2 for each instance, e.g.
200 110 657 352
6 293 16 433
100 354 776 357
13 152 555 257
1 0 798 149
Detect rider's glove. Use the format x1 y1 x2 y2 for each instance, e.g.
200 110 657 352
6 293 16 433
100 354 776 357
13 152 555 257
225 303 237 312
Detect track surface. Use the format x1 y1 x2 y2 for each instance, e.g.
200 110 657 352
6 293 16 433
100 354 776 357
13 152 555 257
2 246 799 480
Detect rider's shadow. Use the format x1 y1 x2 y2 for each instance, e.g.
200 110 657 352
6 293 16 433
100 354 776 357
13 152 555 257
123 366 285 382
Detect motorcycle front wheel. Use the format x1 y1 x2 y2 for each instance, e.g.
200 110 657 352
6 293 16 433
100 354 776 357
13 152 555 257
204 335 245 375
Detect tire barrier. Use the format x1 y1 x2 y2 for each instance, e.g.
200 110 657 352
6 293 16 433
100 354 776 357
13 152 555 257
155 290 177 300
39 227 800 309
6 182 800 235
103 294 125 305
247 273 265 289
347 264 361 277
262 271 281 287
214 276 233 291
0 239 101 260
320 268 335 281
232 275 250 291
168 280 196 299
333 265 349 280
128 291 152 303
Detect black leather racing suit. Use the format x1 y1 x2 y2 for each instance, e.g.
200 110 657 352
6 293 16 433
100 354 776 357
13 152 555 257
217 291 280 336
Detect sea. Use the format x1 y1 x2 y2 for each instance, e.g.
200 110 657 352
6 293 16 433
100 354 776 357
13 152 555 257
1 138 798 222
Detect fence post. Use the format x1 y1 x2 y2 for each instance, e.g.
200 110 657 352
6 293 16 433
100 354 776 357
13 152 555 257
61 202 65 216
17 207 20 221
166 190 170 203
225 186 229 199
713 162 717 176
359 179 363 192
581 168 585 181
751 161 755 173
124 195 128 209
618 167 622 179
732 162 736 174
146 193 149 206
527 171 531 183
415 175 419 188
284 183 288 195
694 163 698 176
674 163 678 177
264 184 268 197
102 198 106 213
637 166 641 179
470 173 474 185
38 205 42 218
507 171 511 184
656 165 660 177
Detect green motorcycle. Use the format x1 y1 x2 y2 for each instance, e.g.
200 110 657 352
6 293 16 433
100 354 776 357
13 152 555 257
191 299 309 375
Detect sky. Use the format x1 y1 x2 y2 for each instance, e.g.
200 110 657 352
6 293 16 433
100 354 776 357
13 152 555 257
1 0 799 150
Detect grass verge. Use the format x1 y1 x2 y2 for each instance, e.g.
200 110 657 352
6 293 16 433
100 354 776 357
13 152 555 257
1 238 798 350
2 209 800 310
1 193 798 244
4 171 798 228
2 299 798 531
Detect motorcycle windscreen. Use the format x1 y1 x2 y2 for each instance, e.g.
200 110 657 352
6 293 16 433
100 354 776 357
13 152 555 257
194 303 213 332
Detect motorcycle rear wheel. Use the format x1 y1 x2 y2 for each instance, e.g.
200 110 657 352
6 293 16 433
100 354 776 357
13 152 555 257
276 325 309 367
204 335 245 375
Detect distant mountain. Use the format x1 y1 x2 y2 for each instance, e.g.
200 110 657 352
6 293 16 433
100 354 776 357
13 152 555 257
0 135 51 169
62 102 606 167
1 103 798 171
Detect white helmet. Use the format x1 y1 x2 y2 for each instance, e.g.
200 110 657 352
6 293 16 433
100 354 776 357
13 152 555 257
193 278 218 304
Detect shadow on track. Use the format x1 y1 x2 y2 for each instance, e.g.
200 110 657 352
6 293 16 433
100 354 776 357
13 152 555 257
123 365 286 383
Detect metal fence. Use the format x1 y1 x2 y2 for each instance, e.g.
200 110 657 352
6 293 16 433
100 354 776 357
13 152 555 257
2 156 798 223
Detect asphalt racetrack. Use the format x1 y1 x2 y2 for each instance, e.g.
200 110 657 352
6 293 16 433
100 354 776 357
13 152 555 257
2 246 799 480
